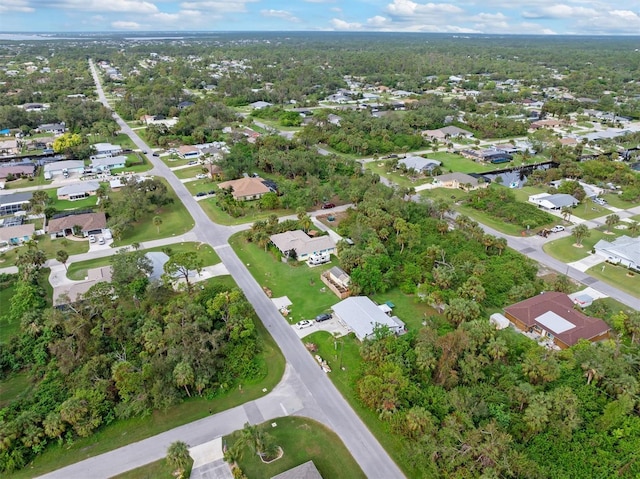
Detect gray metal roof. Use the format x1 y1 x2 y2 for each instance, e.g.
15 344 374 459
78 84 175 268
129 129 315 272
332 296 405 341
57 181 100 196
0 191 33 206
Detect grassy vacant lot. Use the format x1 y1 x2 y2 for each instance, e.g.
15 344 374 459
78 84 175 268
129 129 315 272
110 459 178 479
199 198 293 226
600 193 637 210
571 203 612 221
371 288 437 331
364 162 426 189
66 242 220 280
100 133 137 150
0 372 32 409
303 331 415 477
111 154 153 174
543 229 625 263
0 235 89 268
226 416 366 479
173 165 207 180
230 234 339 320
10 277 285 479
510 185 548 203
112 180 194 246
587 263 640 298
430 151 494 174
185 178 217 195
161 155 192 168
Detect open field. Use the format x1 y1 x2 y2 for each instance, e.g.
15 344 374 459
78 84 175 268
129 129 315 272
66 242 220 280
429 151 495 173
226 416 366 479
8 278 285 479
185 178 218 195
364 161 425 189
230 234 340 320
199 198 293 226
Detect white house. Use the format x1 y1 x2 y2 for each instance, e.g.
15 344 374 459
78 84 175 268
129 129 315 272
177 145 201 159
57 181 100 201
43 160 85 179
528 193 578 210
93 143 123 157
332 296 406 341
269 230 336 262
399 156 441 174
91 155 127 172
594 235 640 271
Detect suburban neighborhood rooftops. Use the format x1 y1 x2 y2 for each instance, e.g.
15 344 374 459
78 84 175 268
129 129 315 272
218 177 271 199
48 212 106 233
270 230 336 258
0 191 33 205
594 235 640 268
504 292 610 347
332 296 405 341
57 181 100 196
44 160 84 172
529 193 578 209
399 156 441 171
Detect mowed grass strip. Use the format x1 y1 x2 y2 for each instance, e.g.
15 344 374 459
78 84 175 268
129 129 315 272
587 263 640 298
66 242 221 280
543 228 627 263
8 276 285 479
229 234 339 320
199 199 293 226
226 416 366 479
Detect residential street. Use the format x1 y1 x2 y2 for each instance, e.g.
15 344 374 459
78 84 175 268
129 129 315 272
11 59 638 479
34 59 408 479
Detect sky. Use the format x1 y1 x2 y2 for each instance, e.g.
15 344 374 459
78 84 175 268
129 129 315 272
1 0 640 35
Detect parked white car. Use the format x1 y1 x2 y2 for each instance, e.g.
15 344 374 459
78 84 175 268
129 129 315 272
195 173 207 179
550 225 565 233
296 320 313 330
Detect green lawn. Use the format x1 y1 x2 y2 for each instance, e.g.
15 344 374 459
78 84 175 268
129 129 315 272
0 372 32 409
162 155 192 168
226 416 366 479
173 165 207 180
587 263 640 298
111 154 153 174
456 204 539 236
0 235 89 269
230 234 340 321
3 170 51 189
185 179 218 195
510 185 548 203
112 180 195 247
46 187 101 211
571 203 612 221
9 289 285 479
302 331 416 477
371 288 437 331
96 133 137 150
66 242 220 281
199 199 293 226
601 193 639 210
0 281 20 341
543 229 625 263
364 162 426 189
429 151 495 174
110 459 177 479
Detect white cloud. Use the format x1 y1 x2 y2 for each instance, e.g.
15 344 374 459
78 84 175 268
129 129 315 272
331 18 363 30
41 0 158 13
366 15 389 27
0 0 34 13
179 0 257 13
386 0 464 17
261 9 301 22
111 20 144 29
522 4 598 19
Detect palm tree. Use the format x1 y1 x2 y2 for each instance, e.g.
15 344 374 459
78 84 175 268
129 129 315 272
494 237 507 256
55 250 69 271
571 224 590 246
604 214 620 233
561 206 572 222
30 190 50 230
166 441 191 479
153 215 163 234
627 221 640 237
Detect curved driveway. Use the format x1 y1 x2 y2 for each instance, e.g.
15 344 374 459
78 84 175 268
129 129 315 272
44 60 405 479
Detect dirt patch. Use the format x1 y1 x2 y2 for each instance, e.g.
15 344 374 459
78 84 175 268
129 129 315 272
316 211 349 228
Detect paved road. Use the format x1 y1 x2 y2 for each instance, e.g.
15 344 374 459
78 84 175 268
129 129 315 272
44 59 406 479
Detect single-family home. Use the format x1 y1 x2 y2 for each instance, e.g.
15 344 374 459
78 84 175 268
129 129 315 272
93 143 123 157
37 123 66 135
422 125 474 141
0 139 20 156
269 230 337 262
177 145 201 159
594 235 640 272
460 148 513 164
0 163 36 179
399 156 442 174
528 193 578 210
249 101 272 109
57 181 100 201
0 223 34 246
0 192 32 215
43 160 85 179
91 155 127 172
530 119 562 130
218 177 271 201
178 101 195 110
271 461 322 479
48 212 107 238
332 296 406 341
504 292 610 349
432 172 488 191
